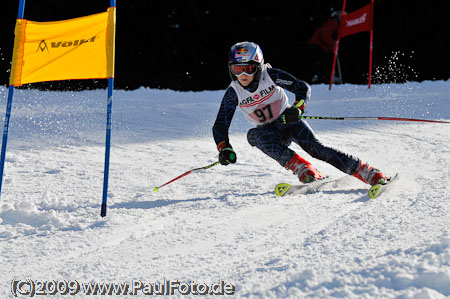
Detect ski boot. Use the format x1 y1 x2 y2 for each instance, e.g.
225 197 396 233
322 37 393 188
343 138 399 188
285 153 323 184
352 161 388 186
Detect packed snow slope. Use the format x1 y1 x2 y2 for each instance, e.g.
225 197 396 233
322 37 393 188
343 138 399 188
1 81 450 298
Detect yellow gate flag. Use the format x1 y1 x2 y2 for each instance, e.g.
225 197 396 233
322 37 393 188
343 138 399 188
10 7 116 86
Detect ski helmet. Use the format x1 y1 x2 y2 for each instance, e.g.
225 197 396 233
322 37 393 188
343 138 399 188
228 42 264 81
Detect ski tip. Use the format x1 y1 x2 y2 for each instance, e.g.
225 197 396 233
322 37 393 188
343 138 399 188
153 186 159 192
368 184 382 199
275 183 292 197
390 173 399 181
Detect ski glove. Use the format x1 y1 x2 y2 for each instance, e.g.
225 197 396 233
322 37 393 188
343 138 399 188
281 107 301 124
217 141 237 165
281 99 307 124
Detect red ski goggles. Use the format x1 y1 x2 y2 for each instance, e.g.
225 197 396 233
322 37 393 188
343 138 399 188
230 64 258 76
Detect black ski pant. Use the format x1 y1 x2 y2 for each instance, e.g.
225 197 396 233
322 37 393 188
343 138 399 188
247 118 360 174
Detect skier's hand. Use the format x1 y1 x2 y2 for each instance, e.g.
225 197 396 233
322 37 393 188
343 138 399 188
217 141 237 165
281 107 300 124
219 147 237 165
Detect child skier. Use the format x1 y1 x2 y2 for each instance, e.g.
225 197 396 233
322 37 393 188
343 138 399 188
213 41 388 186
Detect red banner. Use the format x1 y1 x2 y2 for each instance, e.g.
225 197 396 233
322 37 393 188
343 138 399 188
339 3 373 38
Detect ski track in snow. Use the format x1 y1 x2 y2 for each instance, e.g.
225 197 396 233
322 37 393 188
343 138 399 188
0 81 450 298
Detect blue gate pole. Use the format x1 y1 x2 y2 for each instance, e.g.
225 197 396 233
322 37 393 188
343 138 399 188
100 0 116 217
0 87 15 198
0 0 26 200
101 78 113 217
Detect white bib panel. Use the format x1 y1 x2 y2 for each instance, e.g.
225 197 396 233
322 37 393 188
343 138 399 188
230 64 289 126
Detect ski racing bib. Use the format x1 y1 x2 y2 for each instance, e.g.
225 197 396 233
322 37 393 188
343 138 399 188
230 65 289 126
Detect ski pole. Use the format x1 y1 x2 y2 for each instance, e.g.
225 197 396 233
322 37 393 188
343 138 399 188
153 161 220 192
299 115 450 124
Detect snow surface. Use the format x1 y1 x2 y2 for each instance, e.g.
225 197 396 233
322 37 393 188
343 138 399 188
1 81 450 298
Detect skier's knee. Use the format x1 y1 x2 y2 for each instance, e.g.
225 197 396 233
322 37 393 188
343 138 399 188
247 128 257 146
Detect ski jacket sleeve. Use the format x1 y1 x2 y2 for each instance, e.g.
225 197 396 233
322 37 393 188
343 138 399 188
267 68 311 106
212 86 238 148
